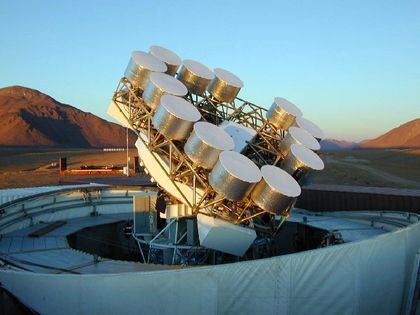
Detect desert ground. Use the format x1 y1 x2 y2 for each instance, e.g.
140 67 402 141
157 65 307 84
0 147 140 189
310 149 420 189
0 147 419 190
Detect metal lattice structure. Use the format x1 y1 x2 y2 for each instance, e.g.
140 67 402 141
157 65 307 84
112 78 292 224
108 47 325 261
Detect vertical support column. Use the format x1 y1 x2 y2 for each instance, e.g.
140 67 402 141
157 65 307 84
59 157 67 174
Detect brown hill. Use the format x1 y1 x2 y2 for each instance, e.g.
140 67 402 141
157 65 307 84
0 86 136 147
359 118 420 149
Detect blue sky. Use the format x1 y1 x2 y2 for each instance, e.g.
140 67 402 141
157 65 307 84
1 0 419 141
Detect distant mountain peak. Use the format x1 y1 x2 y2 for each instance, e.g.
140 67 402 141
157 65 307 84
359 118 420 149
0 85 53 101
320 138 358 151
0 85 135 147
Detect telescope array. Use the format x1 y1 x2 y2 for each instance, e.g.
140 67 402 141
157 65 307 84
108 46 325 258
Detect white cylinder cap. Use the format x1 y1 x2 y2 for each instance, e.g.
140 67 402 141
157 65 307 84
219 151 261 183
160 95 201 122
273 97 302 117
149 72 188 95
183 59 215 80
149 46 182 67
214 68 244 88
288 127 321 151
193 122 235 151
290 144 324 170
131 51 167 72
296 116 324 140
260 165 301 197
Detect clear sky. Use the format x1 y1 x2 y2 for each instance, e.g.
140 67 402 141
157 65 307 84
1 0 419 141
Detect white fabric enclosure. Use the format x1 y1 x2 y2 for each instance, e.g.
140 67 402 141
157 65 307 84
1 219 419 315
0 184 105 206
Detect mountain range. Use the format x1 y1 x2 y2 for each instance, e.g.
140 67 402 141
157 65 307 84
320 119 420 150
320 139 358 151
358 119 420 149
0 85 418 150
0 86 136 147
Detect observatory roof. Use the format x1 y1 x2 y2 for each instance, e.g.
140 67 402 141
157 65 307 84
288 210 388 242
0 184 107 207
0 213 176 273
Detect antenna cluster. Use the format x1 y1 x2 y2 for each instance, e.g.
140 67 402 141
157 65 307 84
108 45 325 257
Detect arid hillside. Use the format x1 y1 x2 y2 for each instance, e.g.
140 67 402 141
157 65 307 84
359 118 420 149
0 86 136 147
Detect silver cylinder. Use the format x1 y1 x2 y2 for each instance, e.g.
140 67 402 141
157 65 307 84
266 97 302 131
152 95 201 140
207 68 243 103
278 127 321 157
149 45 182 76
142 72 188 111
184 122 234 170
208 151 261 201
295 116 324 142
124 51 167 90
281 144 324 177
251 165 301 215
176 60 215 96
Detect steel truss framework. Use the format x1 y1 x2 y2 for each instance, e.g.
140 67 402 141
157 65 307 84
112 77 292 227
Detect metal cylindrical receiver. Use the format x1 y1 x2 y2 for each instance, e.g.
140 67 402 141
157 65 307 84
281 144 324 180
124 51 167 90
279 126 320 157
142 72 188 111
149 45 182 76
184 122 234 170
266 97 302 131
295 116 324 142
251 165 301 215
152 95 201 140
209 151 261 201
207 68 244 103
176 60 215 96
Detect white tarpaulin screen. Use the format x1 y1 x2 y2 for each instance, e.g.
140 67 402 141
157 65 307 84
0 184 106 206
1 220 419 315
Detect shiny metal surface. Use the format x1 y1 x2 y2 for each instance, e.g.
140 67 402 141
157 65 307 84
295 116 324 141
281 144 324 179
278 126 320 157
266 97 302 130
251 165 301 214
152 95 201 140
142 72 187 110
209 151 261 201
207 68 243 103
176 60 214 96
124 51 167 90
184 122 234 169
149 45 182 76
